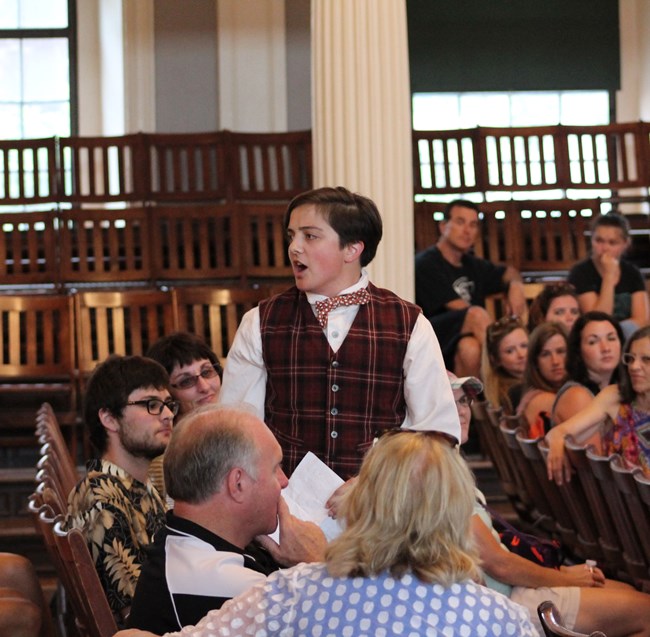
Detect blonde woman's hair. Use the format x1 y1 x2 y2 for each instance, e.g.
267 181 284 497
325 432 479 586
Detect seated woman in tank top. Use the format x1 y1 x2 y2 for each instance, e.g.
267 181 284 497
515 322 568 437
550 311 623 452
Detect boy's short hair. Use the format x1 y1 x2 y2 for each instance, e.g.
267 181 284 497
146 332 222 380
591 212 630 241
84 354 170 456
284 186 383 266
442 199 481 221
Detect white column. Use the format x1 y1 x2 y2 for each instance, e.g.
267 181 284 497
217 0 288 131
122 0 156 133
311 0 414 300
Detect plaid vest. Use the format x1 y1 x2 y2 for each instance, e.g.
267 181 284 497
259 283 420 478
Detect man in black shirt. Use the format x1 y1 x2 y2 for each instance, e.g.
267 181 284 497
416 199 526 377
128 406 326 634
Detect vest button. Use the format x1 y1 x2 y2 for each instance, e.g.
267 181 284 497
331 361 340 368
330 430 338 438
330 407 338 416
331 384 339 392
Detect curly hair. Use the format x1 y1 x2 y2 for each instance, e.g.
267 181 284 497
325 432 479 586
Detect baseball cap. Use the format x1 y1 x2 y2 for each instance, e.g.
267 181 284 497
447 371 483 399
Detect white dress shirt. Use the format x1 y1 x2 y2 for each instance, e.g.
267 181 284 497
219 271 460 441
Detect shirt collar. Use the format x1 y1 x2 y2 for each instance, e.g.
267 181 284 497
306 269 369 305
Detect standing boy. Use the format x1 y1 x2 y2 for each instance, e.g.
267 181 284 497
219 186 459 477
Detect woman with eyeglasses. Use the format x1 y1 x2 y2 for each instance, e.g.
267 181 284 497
527 282 581 334
515 322 568 437
481 316 529 414
547 324 650 484
145 332 223 500
550 312 624 452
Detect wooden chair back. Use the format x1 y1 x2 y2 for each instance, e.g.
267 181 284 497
53 520 118 637
0 210 58 285
0 137 57 205
587 449 648 581
150 204 241 281
58 207 153 283
516 430 578 553
238 203 293 279
173 286 271 363
0 294 76 433
537 600 607 637
75 289 176 377
538 439 602 562
564 437 626 573
35 402 78 488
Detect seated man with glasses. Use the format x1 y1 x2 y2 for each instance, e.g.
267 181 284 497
66 354 179 627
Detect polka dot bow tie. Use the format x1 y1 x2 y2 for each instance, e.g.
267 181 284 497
314 289 371 328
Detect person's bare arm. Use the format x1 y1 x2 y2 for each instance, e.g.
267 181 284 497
472 515 604 588
503 267 527 319
630 289 650 326
545 385 619 484
553 385 595 424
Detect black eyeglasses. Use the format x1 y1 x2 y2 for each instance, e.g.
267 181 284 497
126 398 180 416
170 364 221 390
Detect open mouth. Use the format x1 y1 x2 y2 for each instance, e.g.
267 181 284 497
293 260 307 273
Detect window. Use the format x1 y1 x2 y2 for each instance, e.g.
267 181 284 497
0 0 76 140
413 90 612 204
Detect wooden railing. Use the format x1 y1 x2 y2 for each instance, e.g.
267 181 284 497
0 124 648 289
413 122 650 196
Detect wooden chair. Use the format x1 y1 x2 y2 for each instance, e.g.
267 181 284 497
587 450 648 582
150 204 241 281
35 402 79 489
538 439 602 563
0 294 77 443
516 430 579 555
0 210 59 285
564 438 626 576
609 456 650 581
75 288 176 378
238 203 293 279
53 521 118 637
173 286 271 363
58 207 153 284
537 600 607 637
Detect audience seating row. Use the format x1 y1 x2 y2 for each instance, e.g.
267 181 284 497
0 203 293 288
0 286 275 456
414 198 650 278
474 400 650 590
29 403 116 637
0 131 312 206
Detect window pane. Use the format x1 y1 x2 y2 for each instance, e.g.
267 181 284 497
560 92 609 125
23 38 69 102
0 104 21 139
23 102 70 138
460 94 510 127
19 0 68 28
0 40 21 101
511 93 560 126
412 93 460 130
0 0 19 29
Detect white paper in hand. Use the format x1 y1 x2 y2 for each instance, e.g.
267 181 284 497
270 452 345 543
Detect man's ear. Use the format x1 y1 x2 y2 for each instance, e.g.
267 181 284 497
343 240 364 263
99 408 119 433
226 467 247 503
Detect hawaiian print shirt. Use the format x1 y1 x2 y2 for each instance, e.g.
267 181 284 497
65 458 166 621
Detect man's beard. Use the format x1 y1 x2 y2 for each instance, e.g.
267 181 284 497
118 428 167 461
